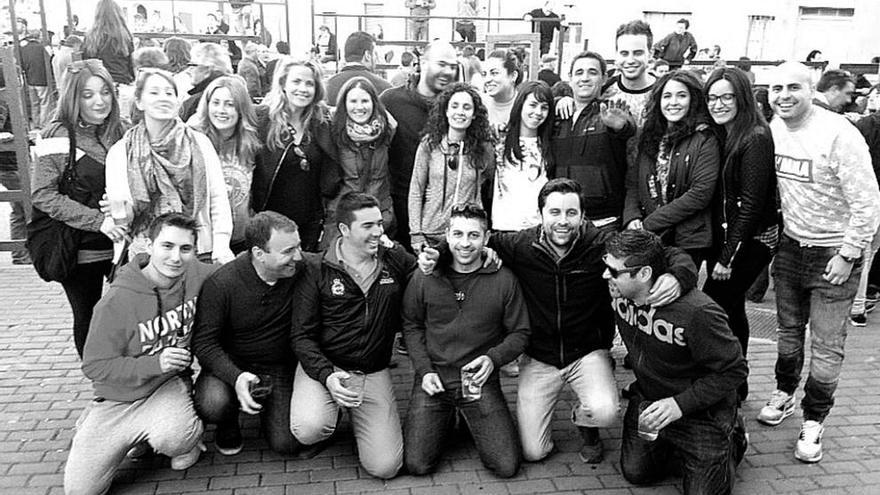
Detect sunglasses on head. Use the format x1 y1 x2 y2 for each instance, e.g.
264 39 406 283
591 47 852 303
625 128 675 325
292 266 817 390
450 202 483 216
602 254 644 278
66 59 104 74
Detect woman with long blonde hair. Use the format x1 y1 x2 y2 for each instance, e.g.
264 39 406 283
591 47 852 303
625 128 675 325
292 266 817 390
252 57 339 251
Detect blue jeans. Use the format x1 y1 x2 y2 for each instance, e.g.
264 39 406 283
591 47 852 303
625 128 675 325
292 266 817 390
405 376 521 478
773 235 860 422
194 367 302 455
620 392 746 495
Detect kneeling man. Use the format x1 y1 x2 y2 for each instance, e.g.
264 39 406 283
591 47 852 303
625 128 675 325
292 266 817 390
604 230 748 495
403 204 529 478
65 213 216 494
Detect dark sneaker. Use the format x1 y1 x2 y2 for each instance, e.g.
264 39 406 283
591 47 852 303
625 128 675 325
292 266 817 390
215 424 243 456
578 438 604 464
866 301 876 314
850 313 867 327
126 442 153 461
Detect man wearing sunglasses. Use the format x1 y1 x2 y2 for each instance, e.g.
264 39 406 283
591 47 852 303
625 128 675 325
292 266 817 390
604 229 747 494
420 178 697 464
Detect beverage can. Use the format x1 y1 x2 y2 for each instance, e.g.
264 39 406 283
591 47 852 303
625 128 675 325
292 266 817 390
460 368 482 401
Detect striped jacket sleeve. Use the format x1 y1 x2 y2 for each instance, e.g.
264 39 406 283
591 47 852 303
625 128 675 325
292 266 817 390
31 136 105 231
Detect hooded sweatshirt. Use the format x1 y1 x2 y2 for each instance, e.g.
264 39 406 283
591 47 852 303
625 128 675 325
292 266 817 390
82 254 216 402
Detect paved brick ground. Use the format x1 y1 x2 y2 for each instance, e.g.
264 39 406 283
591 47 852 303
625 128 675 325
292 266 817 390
1 261 879 495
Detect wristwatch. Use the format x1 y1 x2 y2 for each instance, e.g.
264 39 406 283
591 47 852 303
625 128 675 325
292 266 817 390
837 253 857 264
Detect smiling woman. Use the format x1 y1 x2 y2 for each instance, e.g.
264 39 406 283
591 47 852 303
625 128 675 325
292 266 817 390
104 68 234 265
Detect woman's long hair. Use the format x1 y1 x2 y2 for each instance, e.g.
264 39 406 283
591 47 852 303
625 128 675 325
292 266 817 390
705 67 768 159
82 0 133 58
262 57 328 152
53 59 124 145
189 75 261 164
330 76 393 149
639 70 712 158
163 37 192 74
422 83 493 171
502 81 554 169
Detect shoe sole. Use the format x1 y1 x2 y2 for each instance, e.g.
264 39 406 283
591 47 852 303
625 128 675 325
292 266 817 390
756 405 795 426
216 444 243 456
794 448 822 463
850 320 867 327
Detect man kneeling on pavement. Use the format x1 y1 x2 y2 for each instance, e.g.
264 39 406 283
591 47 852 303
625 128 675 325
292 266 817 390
605 229 748 494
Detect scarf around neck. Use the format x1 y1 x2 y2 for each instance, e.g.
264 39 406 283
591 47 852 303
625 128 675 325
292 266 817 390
346 117 385 144
126 119 208 235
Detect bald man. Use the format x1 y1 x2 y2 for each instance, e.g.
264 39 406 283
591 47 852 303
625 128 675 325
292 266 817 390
380 41 458 246
757 62 880 463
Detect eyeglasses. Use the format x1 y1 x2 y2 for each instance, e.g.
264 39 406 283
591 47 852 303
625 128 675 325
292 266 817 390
707 93 736 106
446 142 461 171
67 59 104 74
602 254 643 278
136 66 174 78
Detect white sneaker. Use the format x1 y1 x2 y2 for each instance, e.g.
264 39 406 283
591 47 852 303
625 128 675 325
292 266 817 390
170 441 205 471
794 420 824 463
756 390 795 426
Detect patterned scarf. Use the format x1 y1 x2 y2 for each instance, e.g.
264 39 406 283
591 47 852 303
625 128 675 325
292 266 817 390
346 118 385 144
125 119 207 235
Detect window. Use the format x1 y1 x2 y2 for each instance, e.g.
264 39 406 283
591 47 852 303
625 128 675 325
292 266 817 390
745 15 775 59
798 7 855 17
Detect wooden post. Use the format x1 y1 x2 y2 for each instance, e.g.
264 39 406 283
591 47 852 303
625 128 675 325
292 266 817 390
0 46 33 252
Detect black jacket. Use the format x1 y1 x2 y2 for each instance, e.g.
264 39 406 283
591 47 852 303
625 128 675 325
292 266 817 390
625 126 720 250
488 224 697 368
179 70 227 122
855 112 880 181
551 100 635 220
251 105 339 233
291 244 416 385
713 126 778 266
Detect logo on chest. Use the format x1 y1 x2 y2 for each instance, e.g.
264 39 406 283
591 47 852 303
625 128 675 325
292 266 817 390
613 298 687 347
379 269 395 286
331 278 345 296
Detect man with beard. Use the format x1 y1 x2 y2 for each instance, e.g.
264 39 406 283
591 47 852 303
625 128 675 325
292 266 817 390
419 178 697 464
192 212 312 457
551 52 635 231
290 192 416 479
381 41 458 247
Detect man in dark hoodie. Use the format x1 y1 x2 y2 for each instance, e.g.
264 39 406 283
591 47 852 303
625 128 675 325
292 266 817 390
604 229 748 494
179 42 233 122
419 178 698 464
64 213 217 494
290 192 416 479
653 18 697 70
402 204 528 478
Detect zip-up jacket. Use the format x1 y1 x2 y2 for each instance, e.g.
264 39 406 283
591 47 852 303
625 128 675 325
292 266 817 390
488 224 697 368
252 105 340 232
624 126 720 250
713 125 778 266
551 100 635 220
291 244 417 385
653 32 698 65
82 254 216 402
402 262 530 387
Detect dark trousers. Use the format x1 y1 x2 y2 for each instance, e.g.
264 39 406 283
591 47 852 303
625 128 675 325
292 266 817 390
404 377 521 478
772 235 859 422
60 260 111 358
684 247 713 276
620 392 746 495
194 368 303 455
704 239 773 401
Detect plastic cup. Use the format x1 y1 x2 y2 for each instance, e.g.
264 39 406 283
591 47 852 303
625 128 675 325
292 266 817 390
637 401 659 441
460 368 482 401
343 370 366 407
109 199 127 224
249 374 274 405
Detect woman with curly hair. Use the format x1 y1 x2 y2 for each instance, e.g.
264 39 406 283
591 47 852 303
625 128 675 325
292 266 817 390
252 57 339 251
82 0 135 85
188 75 261 254
623 70 721 269
327 76 397 240
29 59 126 358
408 82 494 251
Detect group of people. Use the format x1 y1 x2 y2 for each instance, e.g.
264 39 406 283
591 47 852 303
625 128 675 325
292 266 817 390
20 2 880 493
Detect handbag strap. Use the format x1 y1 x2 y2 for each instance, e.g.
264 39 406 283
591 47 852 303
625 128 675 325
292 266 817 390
58 125 78 196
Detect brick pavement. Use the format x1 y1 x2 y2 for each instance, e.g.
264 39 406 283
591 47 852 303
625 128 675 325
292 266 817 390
1 262 879 495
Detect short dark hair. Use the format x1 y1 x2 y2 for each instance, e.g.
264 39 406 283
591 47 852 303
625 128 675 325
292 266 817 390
569 51 606 77
486 49 524 86
246 211 298 251
537 178 586 213
817 69 854 93
344 31 375 62
604 230 667 283
400 51 414 67
147 213 198 242
616 19 653 50
677 18 690 29
276 41 290 55
449 203 488 231
336 192 380 228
